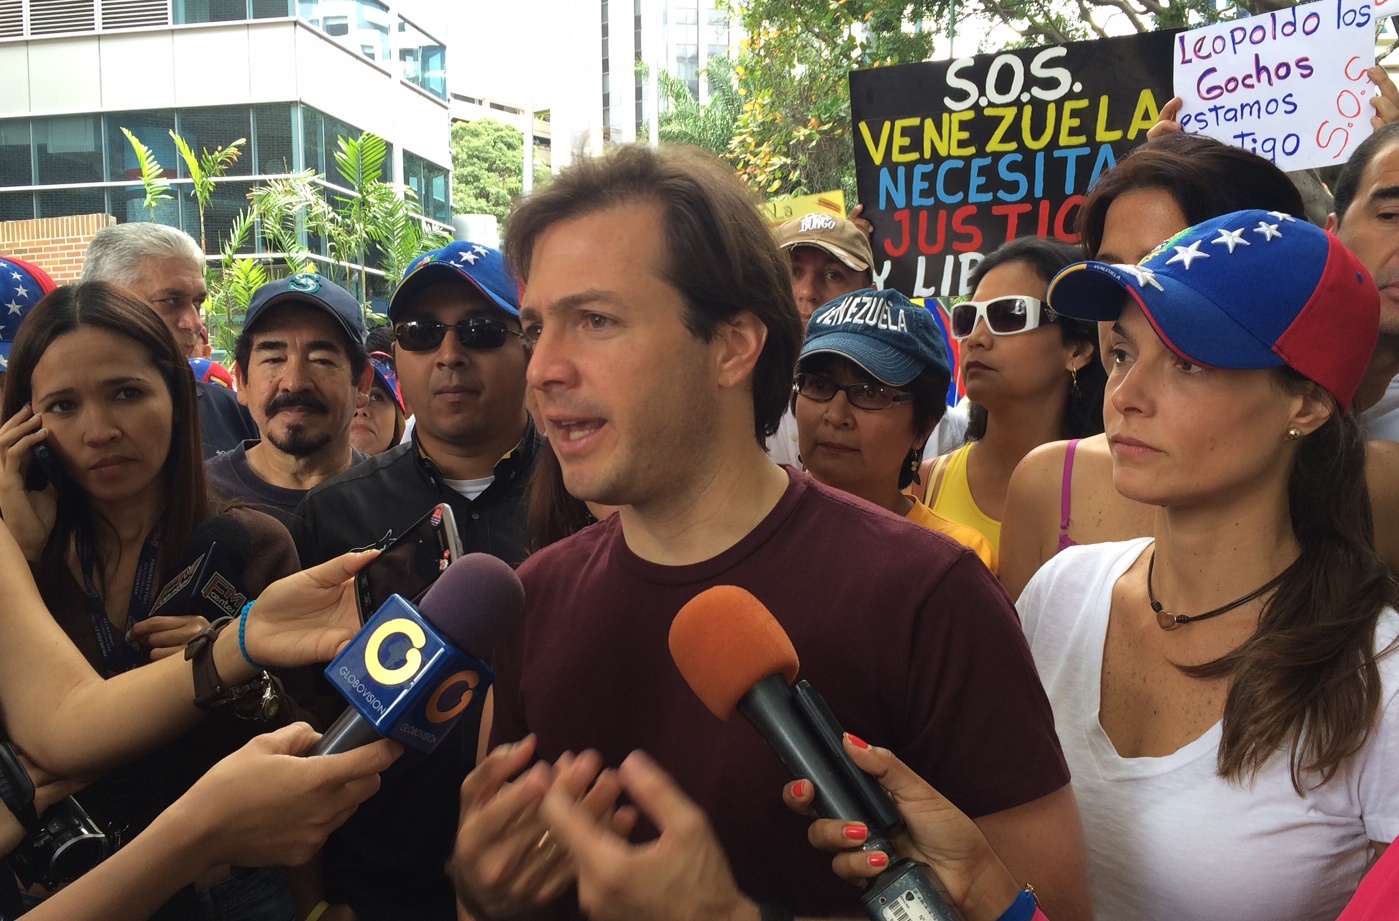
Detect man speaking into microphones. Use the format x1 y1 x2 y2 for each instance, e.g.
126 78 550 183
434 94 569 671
454 146 1090 921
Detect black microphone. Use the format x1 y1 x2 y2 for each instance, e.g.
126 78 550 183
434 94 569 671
309 553 526 756
670 585 958 921
148 515 253 621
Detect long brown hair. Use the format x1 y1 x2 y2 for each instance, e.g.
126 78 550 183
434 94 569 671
1185 374 1396 791
2 282 212 591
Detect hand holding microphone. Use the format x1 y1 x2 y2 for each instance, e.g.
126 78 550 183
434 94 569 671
669 586 960 921
309 552 525 755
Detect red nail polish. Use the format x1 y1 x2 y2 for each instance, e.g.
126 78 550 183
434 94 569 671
791 780 808 799
868 853 888 868
846 733 870 749
843 824 867 841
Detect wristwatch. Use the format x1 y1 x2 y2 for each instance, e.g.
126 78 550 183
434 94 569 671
185 616 283 720
0 741 38 833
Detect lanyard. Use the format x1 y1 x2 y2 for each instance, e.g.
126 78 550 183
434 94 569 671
74 523 162 676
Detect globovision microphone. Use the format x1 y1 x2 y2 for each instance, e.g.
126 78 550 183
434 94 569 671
149 515 253 621
669 585 958 921
309 552 526 757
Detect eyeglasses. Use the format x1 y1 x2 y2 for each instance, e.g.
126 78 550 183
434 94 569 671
793 372 914 411
393 319 526 352
948 296 1057 340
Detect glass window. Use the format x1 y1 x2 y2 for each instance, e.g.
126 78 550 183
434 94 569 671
175 107 253 178
251 0 291 17
36 187 107 219
199 181 257 255
254 104 296 174
0 193 35 223
676 44 699 97
107 110 176 185
174 0 247 23
36 115 105 185
0 120 33 187
298 0 389 62
302 106 326 176
398 16 446 99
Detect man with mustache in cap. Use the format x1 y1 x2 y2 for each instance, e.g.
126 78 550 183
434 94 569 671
205 274 372 527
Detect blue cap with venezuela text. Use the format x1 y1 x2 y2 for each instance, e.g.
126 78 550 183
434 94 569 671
390 241 521 321
800 288 950 387
1047 209 1378 411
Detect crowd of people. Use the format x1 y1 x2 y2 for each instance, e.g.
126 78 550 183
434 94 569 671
0 66 1397 921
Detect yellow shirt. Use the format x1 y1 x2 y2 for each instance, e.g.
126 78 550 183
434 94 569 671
905 497 997 574
922 443 1000 572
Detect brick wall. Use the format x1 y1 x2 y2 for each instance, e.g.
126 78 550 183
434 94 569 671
0 214 115 284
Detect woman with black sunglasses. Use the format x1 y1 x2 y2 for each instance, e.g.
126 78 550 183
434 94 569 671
916 237 1105 572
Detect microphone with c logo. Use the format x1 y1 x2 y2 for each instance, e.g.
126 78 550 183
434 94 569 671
308 553 525 756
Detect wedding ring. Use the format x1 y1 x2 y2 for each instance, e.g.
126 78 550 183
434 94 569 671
534 829 559 862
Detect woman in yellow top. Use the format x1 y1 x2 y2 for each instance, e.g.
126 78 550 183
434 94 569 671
794 287 996 571
919 237 1104 570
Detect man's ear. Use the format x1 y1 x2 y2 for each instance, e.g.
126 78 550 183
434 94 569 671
1325 212 1339 233
233 364 249 408
713 312 769 391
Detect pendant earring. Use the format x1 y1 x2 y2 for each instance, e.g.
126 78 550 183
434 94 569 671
1286 427 1303 441
907 448 923 485
1069 365 1080 396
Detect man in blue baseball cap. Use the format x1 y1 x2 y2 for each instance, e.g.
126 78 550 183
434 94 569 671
291 241 539 921
205 273 372 526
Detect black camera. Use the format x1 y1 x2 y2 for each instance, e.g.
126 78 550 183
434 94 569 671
7 797 110 891
0 741 110 893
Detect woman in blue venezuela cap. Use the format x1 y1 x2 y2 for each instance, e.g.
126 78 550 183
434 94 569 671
1010 210 1397 921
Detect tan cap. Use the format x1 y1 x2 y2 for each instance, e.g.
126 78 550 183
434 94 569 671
775 213 874 272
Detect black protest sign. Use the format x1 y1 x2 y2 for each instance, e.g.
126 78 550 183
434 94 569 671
850 30 1178 299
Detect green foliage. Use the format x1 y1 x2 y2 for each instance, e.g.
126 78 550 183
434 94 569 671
450 119 550 223
119 127 172 219
170 131 245 252
725 0 946 201
644 56 744 157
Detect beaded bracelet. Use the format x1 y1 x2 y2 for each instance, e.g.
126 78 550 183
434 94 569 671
238 599 265 670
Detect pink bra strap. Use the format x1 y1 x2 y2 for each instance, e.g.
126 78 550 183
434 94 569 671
1059 438 1081 533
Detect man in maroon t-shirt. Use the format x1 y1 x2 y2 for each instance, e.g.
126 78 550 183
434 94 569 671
450 145 1092 921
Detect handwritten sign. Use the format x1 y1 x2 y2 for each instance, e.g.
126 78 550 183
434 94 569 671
850 31 1176 299
760 190 847 226
1174 0 1375 170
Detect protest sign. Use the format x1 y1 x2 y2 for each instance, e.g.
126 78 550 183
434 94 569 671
760 190 847 226
850 30 1176 299
1174 0 1376 171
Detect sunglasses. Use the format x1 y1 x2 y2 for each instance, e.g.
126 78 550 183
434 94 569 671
793 372 914 411
948 296 1057 340
393 318 526 352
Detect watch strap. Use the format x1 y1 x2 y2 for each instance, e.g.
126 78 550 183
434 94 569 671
185 617 282 719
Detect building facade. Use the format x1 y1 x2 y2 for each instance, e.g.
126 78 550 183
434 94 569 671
0 0 452 274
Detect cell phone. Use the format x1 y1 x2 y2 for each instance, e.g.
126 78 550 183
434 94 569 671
354 503 463 622
24 442 69 493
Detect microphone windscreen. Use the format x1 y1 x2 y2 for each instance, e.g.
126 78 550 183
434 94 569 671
669 585 799 721
416 553 525 659
187 514 252 572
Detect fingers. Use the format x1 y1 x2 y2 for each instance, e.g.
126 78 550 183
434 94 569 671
130 615 208 651
783 778 817 816
1146 96 1184 140
461 736 538 809
841 733 939 806
304 548 381 587
614 749 701 835
1370 65 1399 128
316 738 403 791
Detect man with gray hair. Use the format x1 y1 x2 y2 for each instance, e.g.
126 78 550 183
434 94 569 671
82 223 257 457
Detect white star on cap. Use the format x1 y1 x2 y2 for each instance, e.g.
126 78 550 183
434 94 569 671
1119 265 1165 291
456 250 479 265
1211 227 1250 253
12 284 27 299
1266 211 1296 223
1254 221 1282 241
1166 241 1209 269
7 272 17 282
6 300 22 315
471 244 488 256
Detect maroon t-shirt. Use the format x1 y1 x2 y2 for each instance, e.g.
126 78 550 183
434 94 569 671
493 471 1068 917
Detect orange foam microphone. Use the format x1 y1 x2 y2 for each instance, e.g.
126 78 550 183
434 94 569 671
670 587 957 921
